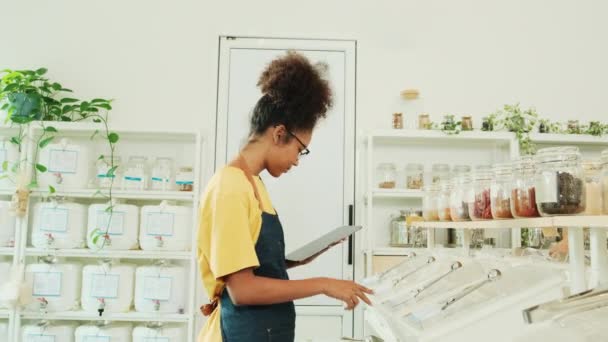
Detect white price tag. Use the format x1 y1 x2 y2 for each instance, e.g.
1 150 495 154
83 337 110 342
536 171 558 203
33 272 62 297
90 274 120 299
146 213 174 236
25 335 56 342
143 276 172 301
48 149 78 174
95 211 125 235
39 208 69 232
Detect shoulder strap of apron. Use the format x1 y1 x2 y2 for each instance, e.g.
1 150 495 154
200 154 263 316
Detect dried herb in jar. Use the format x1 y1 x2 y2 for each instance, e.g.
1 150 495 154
492 192 513 219
512 187 540 217
471 189 492 220
539 171 585 215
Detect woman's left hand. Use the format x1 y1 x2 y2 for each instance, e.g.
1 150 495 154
288 238 347 268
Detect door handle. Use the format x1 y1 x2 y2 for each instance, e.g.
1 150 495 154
348 204 354 265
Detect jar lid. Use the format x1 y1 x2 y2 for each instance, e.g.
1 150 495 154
512 155 535 170
405 163 424 170
535 146 580 164
473 165 492 180
378 163 396 169
492 162 512 175
431 163 450 172
452 165 471 174
602 149 608 165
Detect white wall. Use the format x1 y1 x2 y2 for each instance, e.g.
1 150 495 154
3 0 608 143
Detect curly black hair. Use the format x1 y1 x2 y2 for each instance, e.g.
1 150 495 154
249 51 333 137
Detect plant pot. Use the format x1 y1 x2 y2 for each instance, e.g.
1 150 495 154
7 92 42 120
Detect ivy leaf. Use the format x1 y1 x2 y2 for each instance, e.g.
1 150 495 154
1 161 8 172
91 98 107 103
60 115 72 122
94 103 112 110
1 103 9 110
107 133 119 144
49 185 56 194
39 136 55 148
27 181 38 189
106 166 118 178
93 118 101 123
98 155 105 160
44 126 57 133
35 164 48 172
10 137 21 146
51 83 62 91
35 68 48 75
62 105 74 114
80 101 90 111
60 98 79 103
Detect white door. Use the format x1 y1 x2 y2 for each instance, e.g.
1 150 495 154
215 37 357 339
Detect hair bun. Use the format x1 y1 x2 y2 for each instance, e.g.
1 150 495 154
257 51 332 129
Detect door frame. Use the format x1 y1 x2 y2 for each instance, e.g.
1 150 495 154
214 36 358 338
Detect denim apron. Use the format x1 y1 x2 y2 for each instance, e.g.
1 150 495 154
219 156 296 341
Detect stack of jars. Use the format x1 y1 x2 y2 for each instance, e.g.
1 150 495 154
420 146 603 222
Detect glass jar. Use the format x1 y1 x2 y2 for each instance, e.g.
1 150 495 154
603 150 608 214
461 116 473 131
431 163 450 185
95 155 122 189
150 157 174 191
450 174 472 221
437 180 453 221
377 163 397 189
452 165 471 176
176 166 194 192
122 156 147 190
407 210 426 247
469 165 493 220
481 117 494 131
390 210 408 246
511 156 540 218
534 146 586 216
490 162 514 219
582 160 603 215
422 184 440 221
392 112 403 129
405 163 424 189
418 113 431 130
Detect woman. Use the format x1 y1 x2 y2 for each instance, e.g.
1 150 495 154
197 51 373 342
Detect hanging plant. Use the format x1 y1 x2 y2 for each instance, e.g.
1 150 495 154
492 103 538 155
585 121 608 136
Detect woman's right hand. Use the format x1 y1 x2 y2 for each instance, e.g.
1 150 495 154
320 278 374 310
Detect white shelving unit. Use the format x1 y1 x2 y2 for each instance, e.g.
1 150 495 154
362 129 608 341
1 122 203 342
363 129 519 277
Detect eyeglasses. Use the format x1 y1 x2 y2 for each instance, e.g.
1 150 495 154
287 131 310 157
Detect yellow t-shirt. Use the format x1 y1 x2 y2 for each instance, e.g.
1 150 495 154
197 166 276 342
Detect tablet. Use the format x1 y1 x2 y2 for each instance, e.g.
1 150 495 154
285 225 363 262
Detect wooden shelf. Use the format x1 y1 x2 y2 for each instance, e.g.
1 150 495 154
530 133 608 146
372 188 423 199
369 129 515 143
368 247 422 256
25 248 191 260
0 247 15 256
31 188 195 201
20 311 190 323
411 215 608 229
